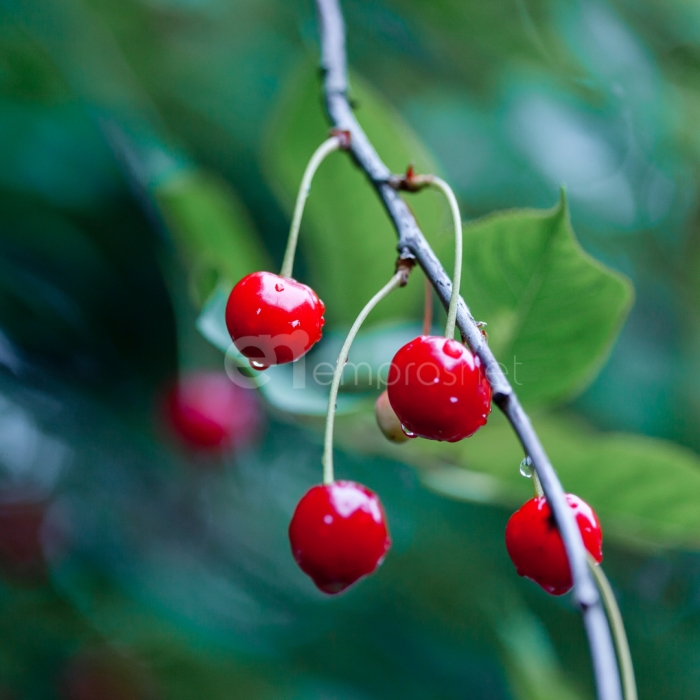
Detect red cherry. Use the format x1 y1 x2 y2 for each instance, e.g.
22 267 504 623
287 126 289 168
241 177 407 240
164 371 261 450
386 336 491 442
288 481 391 594
225 271 325 369
505 494 603 596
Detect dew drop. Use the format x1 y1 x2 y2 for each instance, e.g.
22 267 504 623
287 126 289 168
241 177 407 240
250 360 269 371
290 320 300 328
519 456 533 478
323 514 333 525
256 308 262 315
401 424 416 438
275 283 285 292
449 396 458 404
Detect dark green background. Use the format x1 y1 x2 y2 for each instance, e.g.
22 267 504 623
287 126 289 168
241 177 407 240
0 0 699 697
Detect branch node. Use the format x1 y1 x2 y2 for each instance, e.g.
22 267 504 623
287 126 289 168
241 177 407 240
389 164 433 192
330 128 352 150
398 245 415 262
395 256 415 286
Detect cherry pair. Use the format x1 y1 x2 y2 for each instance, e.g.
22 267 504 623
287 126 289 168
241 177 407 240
225 265 385 596
288 481 604 596
224 137 390 594
225 148 492 594
229 278 493 442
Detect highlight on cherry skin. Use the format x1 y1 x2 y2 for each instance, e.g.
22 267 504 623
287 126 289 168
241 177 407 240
225 271 325 370
163 371 262 451
387 335 492 442
288 481 391 594
505 493 603 596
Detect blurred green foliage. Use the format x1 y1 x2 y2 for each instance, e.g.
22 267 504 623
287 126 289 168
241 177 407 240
1 0 700 699
264 62 450 325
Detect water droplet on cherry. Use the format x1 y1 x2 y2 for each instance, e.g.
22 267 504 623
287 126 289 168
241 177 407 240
401 424 416 438
275 283 285 292
250 360 269 371
449 396 458 404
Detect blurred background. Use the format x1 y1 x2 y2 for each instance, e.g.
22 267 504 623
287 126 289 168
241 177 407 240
1 0 700 697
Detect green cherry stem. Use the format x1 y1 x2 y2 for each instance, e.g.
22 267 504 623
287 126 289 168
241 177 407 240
322 270 406 485
587 554 638 700
425 176 462 340
423 274 433 336
532 467 544 498
280 135 342 279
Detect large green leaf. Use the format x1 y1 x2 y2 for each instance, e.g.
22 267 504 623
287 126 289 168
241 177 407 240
264 62 452 326
462 191 634 406
154 170 269 306
337 410 700 550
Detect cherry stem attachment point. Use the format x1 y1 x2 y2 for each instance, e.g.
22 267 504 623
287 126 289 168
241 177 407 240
395 171 463 340
322 269 407 485
533 468 544 498
587 555 637 700
280 135 343 279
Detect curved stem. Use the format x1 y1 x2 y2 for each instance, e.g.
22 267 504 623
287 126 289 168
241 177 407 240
322 271 405 484
587 555 638 700
280 135 342 278
425 176 462 339
532 467 544 498
423 274 433 336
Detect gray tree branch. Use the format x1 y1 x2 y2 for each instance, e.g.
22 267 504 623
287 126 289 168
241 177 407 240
314 1 623 698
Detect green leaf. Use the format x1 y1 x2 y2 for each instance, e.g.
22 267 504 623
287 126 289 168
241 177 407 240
154 170 269 306
264 62 452 326
462 190 634 406
337 410 700 550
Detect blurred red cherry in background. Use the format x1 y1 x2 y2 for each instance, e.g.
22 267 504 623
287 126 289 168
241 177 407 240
61 650 157 700
162 371 262 451
0 494 49 582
